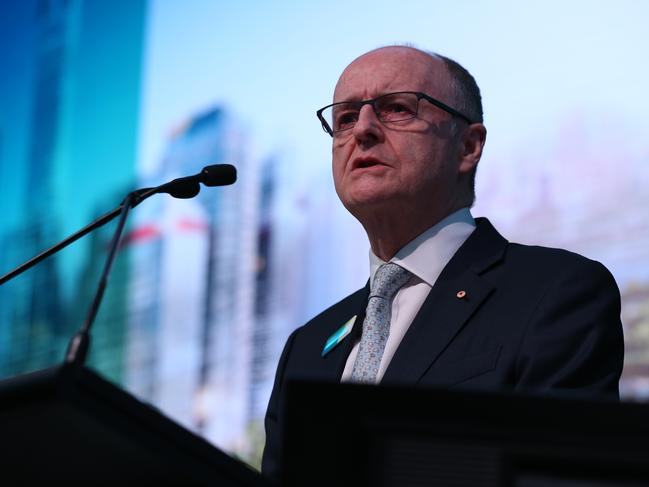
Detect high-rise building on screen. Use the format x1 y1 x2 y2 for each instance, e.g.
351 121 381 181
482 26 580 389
125 106 266 453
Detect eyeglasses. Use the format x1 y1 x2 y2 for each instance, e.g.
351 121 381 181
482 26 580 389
316 91 474 137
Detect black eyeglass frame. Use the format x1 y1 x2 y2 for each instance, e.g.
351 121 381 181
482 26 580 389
316 91 475 137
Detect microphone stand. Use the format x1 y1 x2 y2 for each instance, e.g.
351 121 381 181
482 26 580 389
63 183 192 367
64 192 136 367
0 185 191 367
0 163 237 369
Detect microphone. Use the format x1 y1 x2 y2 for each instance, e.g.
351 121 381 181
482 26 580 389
200 164 237 186
134 164 237 204
158 177 201 199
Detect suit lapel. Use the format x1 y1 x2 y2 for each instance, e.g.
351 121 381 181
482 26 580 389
382 270 494 383
382 218 507 384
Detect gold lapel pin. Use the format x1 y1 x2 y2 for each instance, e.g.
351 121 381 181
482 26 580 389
456 290 467 299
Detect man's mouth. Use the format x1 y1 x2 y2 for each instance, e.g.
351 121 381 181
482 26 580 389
351 157 386 171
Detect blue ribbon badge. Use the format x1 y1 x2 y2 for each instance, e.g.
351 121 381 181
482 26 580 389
321 315 357 357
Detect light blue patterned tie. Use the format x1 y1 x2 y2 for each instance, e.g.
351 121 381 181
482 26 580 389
351 263 412 383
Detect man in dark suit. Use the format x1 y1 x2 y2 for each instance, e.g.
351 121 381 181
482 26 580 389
261 46 624 480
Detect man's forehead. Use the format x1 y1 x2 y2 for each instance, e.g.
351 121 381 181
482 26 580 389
333 47 449 101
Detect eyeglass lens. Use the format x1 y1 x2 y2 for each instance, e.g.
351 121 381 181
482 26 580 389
327 93 420 133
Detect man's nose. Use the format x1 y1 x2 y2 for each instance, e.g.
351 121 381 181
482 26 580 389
352 104 384 143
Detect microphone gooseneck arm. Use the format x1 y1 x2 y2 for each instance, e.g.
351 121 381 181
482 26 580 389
0 205 122 286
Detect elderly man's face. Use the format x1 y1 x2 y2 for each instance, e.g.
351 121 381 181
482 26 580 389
332 48 463 220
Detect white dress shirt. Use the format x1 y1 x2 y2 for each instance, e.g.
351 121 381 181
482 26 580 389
341 208 477 383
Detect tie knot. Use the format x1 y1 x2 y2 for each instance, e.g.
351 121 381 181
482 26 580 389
371 263 412 300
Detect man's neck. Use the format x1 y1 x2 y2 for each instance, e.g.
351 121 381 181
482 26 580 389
362 204 469 261
368 207 476 288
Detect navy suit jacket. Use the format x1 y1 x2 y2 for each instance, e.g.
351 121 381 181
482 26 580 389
261 218 624 480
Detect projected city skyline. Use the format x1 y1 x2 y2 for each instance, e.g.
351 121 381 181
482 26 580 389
1 0 648 468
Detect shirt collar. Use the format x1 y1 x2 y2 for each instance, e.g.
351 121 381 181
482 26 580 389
369 208 476 288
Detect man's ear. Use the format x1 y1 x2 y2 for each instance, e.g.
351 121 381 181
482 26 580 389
458 123 487 176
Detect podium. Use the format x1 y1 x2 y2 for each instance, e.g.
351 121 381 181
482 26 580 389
284 381 649 487
0 364 268 486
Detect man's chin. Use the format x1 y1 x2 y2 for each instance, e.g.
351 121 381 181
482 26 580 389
342 190 400 216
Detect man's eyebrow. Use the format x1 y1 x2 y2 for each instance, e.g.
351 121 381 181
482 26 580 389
333 94 378 104
332 95 360 103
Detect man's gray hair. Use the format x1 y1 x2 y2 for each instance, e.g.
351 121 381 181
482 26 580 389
434 53 484 124
425 49 484 204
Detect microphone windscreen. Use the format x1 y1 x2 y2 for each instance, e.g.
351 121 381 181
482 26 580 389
200 164 237 186
168 181 200 199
